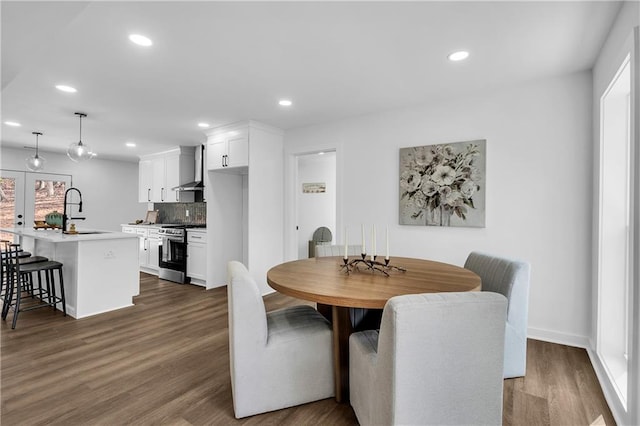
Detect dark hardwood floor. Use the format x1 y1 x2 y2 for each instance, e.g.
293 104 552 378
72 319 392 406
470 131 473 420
1 273 615 425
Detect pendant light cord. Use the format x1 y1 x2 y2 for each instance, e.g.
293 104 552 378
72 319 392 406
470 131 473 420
32 131 42 158
78 114 83 145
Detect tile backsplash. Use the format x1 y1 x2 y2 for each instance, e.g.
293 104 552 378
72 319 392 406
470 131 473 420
153 202 206 225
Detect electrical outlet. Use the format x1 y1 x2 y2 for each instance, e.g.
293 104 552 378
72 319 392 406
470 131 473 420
104 250 115 259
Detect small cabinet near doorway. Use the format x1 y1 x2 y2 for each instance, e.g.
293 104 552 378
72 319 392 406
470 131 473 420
207 127 248 170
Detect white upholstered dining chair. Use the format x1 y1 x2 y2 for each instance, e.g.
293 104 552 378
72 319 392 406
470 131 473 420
464 251 531 378
226 261 334 418
349 292 507 426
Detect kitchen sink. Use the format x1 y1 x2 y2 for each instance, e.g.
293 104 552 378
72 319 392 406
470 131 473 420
65 231 109 235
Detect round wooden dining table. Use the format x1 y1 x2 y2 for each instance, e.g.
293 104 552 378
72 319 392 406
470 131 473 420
266 256 481 403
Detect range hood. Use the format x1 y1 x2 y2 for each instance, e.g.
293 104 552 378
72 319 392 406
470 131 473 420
173 145 204 191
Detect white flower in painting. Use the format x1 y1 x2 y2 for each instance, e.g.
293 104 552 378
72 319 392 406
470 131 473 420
420 176 439 196
469 166 481 182
400 170 422 192
460 180 477 198
414 148 434 166
431 165 455 186
444 190 464 207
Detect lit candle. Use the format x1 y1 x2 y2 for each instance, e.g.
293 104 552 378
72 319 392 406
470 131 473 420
371 225 376 261
361 224 366 255
385 226 389 260
344 228 348 260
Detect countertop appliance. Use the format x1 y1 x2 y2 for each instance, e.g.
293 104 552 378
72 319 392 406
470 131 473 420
158 224 206 284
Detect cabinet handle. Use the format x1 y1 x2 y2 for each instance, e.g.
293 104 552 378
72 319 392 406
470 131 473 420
147 188 151 202
221 155 225 168
161 188 165 201
191 235 202 239
176 191 179 202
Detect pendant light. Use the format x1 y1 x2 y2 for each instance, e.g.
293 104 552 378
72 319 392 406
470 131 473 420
26 132 46 171
67 112 92 162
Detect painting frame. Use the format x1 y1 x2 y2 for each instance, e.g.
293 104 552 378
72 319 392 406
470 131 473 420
399 139 486 227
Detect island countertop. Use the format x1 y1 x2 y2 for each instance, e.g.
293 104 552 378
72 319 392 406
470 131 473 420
1 227 138 243
1 227 140 319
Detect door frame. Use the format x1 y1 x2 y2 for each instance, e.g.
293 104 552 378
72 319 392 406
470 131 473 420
284 141 343 261
0 169 72 230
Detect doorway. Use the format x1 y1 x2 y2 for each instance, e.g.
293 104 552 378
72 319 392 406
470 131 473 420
597 53 631 408
0 170 72 241
295 151 336 259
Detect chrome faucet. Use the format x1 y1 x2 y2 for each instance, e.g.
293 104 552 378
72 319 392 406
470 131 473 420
63 187 85 233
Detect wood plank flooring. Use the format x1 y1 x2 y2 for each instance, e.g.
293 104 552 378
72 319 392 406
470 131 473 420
1 273 615 425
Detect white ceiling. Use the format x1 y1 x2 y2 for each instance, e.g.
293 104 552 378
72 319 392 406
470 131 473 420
1 1 622 162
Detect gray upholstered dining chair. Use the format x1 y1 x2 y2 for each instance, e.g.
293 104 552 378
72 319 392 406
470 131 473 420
349 292 507 425
314 244 361 257
464 251 531 378
226 261 334 418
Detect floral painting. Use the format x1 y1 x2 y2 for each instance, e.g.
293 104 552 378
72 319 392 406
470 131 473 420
399 140 486 227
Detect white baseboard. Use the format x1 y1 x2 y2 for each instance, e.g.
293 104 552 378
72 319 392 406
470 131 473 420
527 326 590 348
585 347 626 426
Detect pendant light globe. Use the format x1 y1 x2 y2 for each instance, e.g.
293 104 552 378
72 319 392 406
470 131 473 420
67 112 92 162
26 132 46 172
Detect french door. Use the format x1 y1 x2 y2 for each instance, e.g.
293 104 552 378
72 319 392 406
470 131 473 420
0 170 72 241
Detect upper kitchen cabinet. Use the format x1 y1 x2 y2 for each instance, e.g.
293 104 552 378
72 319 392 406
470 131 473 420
138 159 153 202
205 121 284 294
139 147 196 203
206 126 248 170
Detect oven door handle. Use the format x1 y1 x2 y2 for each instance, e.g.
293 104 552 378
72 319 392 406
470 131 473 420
162 238 170 262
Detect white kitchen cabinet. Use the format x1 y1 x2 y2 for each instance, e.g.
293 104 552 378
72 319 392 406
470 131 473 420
123 225 160 275
138 160 153 202
146 228 160 272
186 230 206 286
139 147 195 203
205 121 283 293
207 127 248 170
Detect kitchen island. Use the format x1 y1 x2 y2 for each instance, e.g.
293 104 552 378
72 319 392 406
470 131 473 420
1 228 139 319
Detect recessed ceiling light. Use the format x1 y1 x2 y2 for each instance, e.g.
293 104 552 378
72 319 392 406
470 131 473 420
4 121 21 127
198 122 210 128
56 84 77 93
448 51 469 62
318 152 325 156
129 34 153 47
279 99 292 107
126 142 136 148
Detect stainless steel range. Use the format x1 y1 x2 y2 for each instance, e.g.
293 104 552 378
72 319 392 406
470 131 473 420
158 224 205 284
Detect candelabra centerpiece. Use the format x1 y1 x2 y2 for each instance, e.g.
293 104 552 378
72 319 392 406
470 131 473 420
340 253 406 276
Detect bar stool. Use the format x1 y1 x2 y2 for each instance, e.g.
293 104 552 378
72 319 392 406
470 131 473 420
2 243 65 329
1 240 48 304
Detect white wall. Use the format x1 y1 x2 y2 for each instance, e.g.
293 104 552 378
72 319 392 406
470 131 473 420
296 152 336 258
0 147 147 231
285 70 593 345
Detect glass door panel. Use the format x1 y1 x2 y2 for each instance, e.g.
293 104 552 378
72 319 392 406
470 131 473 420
24 173 71 227
0 171 71 241
0 170 26 242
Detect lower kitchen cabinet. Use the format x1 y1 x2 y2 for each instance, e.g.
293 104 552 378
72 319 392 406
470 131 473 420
122 225 160 275
187 230 206 285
